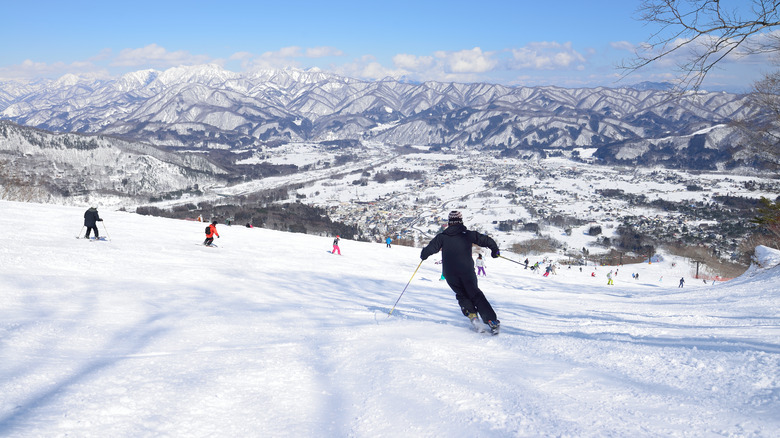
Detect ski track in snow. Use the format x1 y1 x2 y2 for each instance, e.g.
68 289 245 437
0 200 779 437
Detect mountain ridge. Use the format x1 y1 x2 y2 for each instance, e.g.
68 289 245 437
0 120 226 202
0 64 763 170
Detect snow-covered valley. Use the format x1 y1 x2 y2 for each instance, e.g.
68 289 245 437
1 200 778 437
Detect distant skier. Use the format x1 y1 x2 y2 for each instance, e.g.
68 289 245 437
386 236 392 248
83 206 103 239
679 277 685 288
332 235 341 255
204 220 219 246
607 271 614 285
420 211 501 335
475 254 486 276
524 258 529 269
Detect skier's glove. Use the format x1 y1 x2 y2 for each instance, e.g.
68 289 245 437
98 219 103 221
491 249 500 258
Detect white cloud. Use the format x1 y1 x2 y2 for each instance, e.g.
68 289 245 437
438 47 497 73
89 48 113 62
229 51 254 61
305 46 344 58
610 41 635 52
631 30 779 71
234 47 301 70
392 53 434 70
511 42 586 70
0 59 109 81
385 48 498 82
380 42 591 85
275 46 303 58
231 46 346 70
332 56 408 81
111 44 210 68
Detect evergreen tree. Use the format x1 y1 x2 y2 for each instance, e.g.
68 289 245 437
752 197 780 243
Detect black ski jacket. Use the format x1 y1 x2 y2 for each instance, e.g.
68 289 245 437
84 208 101 227
420 224 499 279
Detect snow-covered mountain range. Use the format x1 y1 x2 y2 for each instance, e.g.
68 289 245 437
0 65 762 170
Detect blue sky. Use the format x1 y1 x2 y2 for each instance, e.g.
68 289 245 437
0 0 773 91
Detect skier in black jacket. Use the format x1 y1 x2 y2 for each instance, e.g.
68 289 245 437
420 211 501 334
83 206 103 239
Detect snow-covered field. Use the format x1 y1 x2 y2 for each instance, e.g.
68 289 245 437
1 200 779 437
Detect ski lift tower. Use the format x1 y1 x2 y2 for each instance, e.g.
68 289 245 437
692 260 705 279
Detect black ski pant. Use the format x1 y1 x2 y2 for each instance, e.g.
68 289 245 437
204 237 214 245
445 272 498 324
85 226 99 238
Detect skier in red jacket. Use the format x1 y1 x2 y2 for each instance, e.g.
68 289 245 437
204 220 220 246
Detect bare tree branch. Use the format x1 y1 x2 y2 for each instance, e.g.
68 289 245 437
731 70 780 171
620 0 780 91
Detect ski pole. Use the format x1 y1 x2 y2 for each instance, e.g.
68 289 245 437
76 225 85 239
100 221 111 241
388 259 423 316
499 255 525 266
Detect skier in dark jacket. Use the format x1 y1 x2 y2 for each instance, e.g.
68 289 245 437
83 206 103 239
420 211 501 335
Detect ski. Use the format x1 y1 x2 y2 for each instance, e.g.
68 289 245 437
470 324 500 336
470 318 500 335
488 321 500 336
469 318 486 333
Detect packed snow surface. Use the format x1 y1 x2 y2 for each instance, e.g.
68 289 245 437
1 200 779 437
